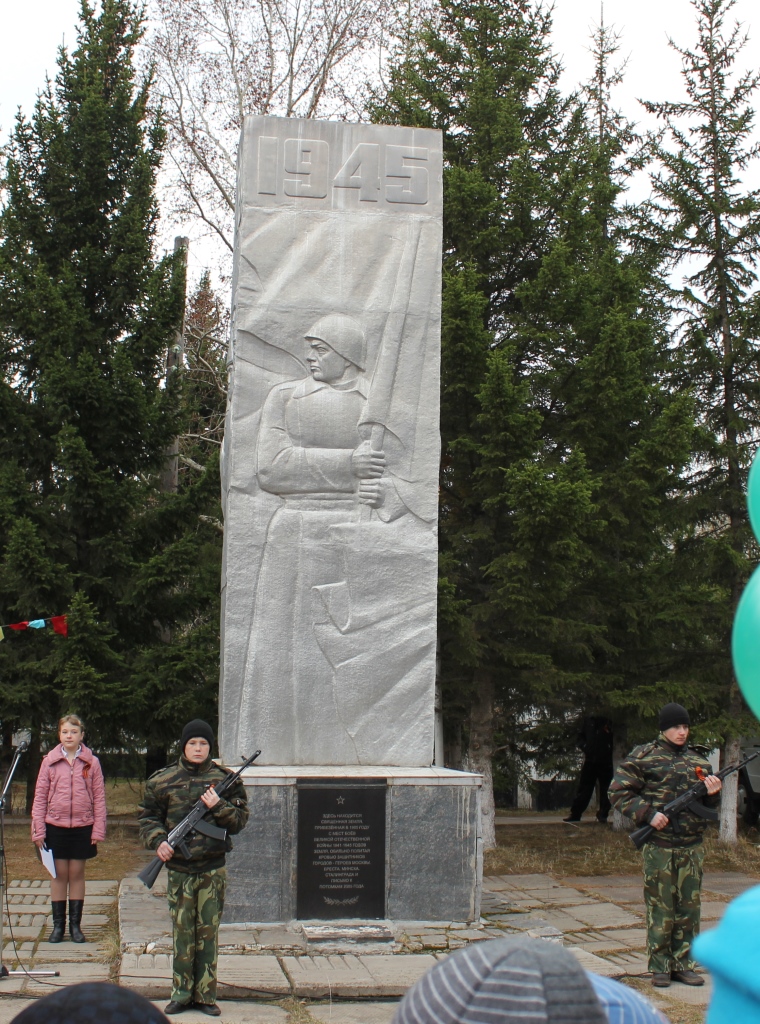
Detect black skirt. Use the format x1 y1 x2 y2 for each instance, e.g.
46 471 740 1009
45 823 97 860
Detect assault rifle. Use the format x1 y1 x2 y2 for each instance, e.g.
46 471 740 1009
138 750 261 889
629 750 759 850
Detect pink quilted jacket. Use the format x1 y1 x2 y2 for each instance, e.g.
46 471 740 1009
31 743 107 842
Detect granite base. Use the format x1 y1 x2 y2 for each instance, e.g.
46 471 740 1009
224 767 482 924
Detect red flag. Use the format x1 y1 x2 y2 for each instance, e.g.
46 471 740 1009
50 615 68 638
8 621 29 631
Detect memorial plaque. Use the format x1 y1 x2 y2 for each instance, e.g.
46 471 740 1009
297 780 386 919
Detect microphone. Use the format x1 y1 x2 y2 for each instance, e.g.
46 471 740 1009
16 741 29 753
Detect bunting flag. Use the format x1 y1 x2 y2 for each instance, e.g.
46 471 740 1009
0 615 68 640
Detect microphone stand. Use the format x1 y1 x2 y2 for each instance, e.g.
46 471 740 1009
1 742 59 980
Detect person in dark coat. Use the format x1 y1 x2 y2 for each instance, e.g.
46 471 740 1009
563 715 614 823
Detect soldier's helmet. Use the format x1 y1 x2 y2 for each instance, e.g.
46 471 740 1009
305 314 366 371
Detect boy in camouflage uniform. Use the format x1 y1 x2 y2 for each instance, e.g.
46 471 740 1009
608 703 721 989
138 720 249 1016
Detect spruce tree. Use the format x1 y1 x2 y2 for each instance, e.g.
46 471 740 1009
513 21 701 775
125 274 228 757
371 0 596 843
0 0 185 772
643 0 760 840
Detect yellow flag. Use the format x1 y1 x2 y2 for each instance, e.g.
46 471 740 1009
0 627 4 641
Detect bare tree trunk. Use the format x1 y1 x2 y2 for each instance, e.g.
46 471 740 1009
469 671 496 850
159 236 189 493
719 732 742 843
611 724 633 832
447 722 463 771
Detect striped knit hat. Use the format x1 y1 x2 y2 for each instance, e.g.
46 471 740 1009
392 937 608 1024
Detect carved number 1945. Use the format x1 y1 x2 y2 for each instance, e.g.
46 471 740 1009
257 138 429 205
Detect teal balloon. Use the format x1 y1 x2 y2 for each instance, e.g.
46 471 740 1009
733 565 760 720
748 451 760 541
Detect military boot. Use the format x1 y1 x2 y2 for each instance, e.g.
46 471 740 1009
672 969 704 986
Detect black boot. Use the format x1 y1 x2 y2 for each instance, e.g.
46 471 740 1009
48 901 67 943
68 899 86 943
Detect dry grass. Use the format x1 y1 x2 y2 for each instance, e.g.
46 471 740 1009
485 822 760 877
623 979 706 1024
2 820 146 883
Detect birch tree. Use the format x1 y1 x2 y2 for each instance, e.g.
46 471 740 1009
148 0 410 253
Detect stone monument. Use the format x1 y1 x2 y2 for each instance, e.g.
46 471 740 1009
219 115 481 926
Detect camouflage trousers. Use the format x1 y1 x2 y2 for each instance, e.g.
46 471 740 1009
642 843 704 974
167 867 226 1006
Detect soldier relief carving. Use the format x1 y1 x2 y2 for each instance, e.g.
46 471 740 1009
221 118 443 766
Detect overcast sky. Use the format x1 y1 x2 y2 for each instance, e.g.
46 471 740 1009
2 0 759 266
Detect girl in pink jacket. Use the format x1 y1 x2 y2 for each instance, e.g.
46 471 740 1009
31 715 107 943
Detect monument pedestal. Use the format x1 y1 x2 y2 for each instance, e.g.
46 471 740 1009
225 766 482 925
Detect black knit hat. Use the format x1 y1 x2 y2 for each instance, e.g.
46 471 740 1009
11 982 169 1023
180 719 214 752
659 703 690 731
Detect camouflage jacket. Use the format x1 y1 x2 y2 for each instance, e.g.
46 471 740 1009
608 735 719 848
138 756 249 874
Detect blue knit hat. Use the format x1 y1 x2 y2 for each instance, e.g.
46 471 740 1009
693 884 760 1023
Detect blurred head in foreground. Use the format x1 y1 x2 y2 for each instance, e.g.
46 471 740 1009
392 936 608 1024
11 982 169 1023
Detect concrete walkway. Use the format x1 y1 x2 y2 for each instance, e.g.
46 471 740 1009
2 871 757 1023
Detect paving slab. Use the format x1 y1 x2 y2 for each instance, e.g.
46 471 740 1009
25 962 110 986
604 952 649 974
119 877 172 951
83 881 119 895
576 886 644 904
566 947 624 978
310 1002 400 1024
3 914 47 928
487 913 555 931
523 909 593 932
566 904 642 929
34 940 105 961
255 928 307 951
0 974 32 995
2 929 44 942
530 890 593 906
283 955 437 999
596 927 647 948
150 1001 289 1023
218 955 291 997
119 952 172 998
283 956 375 999
699 901 728 921
571 940 626 954
656 976 713 1007
357 955 440 996
562 875 640 889
702 872 759 897
492 875 563 890
0 999 36 1023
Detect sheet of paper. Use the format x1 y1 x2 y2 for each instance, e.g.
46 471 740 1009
41 844 56 878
